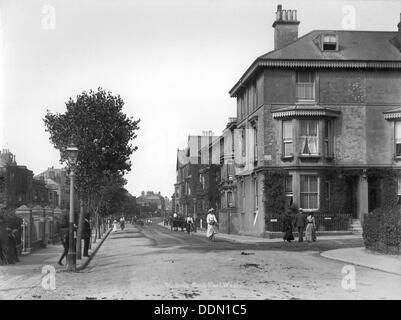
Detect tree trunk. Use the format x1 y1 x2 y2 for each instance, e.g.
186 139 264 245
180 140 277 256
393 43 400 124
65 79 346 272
93 211 98 243
76 198 85 260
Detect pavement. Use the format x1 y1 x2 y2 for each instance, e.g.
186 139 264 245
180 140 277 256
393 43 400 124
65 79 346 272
158 222 362 244
0 227 111 299
321 247 401 276
8 223 400 300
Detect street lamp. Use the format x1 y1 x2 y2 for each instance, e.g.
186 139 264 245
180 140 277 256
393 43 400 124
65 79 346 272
65 144 78 271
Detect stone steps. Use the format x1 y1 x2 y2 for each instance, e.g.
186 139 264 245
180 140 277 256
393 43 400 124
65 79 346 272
350 219 363 234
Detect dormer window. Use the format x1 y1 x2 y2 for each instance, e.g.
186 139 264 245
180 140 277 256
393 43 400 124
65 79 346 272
322 34 338 51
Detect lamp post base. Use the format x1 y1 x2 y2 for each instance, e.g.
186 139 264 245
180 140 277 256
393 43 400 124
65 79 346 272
66 252 77 272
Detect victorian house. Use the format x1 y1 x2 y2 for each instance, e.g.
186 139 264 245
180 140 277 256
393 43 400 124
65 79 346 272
174 133 220 225
229 5 401 236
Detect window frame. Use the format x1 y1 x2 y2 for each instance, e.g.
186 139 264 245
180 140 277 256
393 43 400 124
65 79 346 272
299 175 320 211
299 119 320 156
254 176 258 211
324 119 334 158
282 120 294 158
296 71 315 101
322 34 338 51
395 121 401 158
284 175 293 207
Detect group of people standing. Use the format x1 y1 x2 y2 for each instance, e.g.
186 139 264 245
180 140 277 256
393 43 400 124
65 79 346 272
283 208 316 243
112 216 125 232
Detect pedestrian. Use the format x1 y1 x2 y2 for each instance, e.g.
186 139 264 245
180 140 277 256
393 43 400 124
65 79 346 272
58 224 77 266
58 228 69 266
0 216 8 265
12 229 20 262
83 215 91 257
119 216 125 231
282 210 294 242
6 228 18 264
112 219 118 232
206 208 218 241
186 215 194 236
305 212 316 243
294 208 306 242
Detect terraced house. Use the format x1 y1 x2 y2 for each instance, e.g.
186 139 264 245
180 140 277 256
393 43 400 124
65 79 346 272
229 5 401 237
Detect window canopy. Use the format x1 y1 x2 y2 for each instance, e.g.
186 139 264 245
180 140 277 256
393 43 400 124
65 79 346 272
272 105 341 119
383 107 401 120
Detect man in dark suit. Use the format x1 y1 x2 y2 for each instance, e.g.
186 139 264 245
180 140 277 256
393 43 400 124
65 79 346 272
294 208 306 242
83 215 91 257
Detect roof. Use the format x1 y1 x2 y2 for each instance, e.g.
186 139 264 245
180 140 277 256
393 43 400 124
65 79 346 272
230 30 401 97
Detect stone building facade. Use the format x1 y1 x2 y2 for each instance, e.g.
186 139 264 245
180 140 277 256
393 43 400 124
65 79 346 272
228 5 401 236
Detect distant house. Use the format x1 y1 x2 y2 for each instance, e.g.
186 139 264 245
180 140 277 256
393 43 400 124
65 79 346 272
35 167 72 209
228 5 401 236
136 191 165 216
174 133 220 221
0 149 50 210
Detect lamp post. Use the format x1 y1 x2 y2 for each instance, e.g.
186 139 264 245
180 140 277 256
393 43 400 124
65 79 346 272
65 144 79 271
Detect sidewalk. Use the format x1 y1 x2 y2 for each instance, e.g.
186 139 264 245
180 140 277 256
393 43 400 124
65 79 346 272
1 227 111 273
158 222 361 244
321 247 401 276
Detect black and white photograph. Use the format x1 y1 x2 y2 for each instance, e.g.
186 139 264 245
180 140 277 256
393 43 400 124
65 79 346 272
0 0 401 305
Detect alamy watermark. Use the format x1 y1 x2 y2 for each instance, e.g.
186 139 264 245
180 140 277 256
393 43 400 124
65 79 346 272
41 265 56 290
341 265 356 291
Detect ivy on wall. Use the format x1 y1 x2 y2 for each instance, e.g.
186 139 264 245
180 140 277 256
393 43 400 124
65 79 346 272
263 169 288 220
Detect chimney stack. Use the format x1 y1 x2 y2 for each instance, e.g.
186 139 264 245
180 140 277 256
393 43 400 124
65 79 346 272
272 4 300 50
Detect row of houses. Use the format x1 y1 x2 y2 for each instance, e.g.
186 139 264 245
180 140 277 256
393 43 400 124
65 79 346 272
173 5 401 237
0 149 75 212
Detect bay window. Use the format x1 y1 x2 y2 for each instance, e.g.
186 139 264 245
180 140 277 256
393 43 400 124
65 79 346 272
300 120 319 155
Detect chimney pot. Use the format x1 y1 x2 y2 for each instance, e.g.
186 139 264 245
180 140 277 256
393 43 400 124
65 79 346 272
272 6 300 50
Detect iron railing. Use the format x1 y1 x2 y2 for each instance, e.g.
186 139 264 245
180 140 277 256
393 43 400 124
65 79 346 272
265 212 352 232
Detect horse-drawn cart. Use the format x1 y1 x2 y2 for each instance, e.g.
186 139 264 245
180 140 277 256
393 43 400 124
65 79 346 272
169 216 185 231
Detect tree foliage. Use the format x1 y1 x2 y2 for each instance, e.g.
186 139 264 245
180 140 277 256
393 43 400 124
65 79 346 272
44 88 140 244
44 88 140 198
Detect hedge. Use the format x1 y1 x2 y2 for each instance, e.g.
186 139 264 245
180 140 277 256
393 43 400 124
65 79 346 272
363 203 401 254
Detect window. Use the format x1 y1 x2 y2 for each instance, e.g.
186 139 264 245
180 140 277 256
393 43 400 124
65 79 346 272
227 191 233 208
284 175 293 207
300 175 319 210
323 34 338 51
324 119 334 157
241 129 246 157
300 120 319 155
241 180 245 212
282 120 293 157
254 177 258 211
397 177 401 196
252 122 258 163
253 83 257 109
296 72 315 100
395 121 401 157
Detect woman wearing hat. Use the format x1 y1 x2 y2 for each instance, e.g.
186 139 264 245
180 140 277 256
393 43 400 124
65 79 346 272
206 208 218 241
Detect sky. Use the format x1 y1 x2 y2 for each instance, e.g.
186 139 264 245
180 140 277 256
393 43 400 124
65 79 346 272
1 0 401 199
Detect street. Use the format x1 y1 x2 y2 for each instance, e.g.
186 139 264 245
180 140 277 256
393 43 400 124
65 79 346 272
1 223 400 300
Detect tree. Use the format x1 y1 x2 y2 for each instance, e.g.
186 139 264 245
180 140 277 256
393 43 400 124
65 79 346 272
44 88 140 257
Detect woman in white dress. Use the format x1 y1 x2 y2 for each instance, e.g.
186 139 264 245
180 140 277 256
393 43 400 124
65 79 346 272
206 208 218 241
112 219 119 232
305 213 316 242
